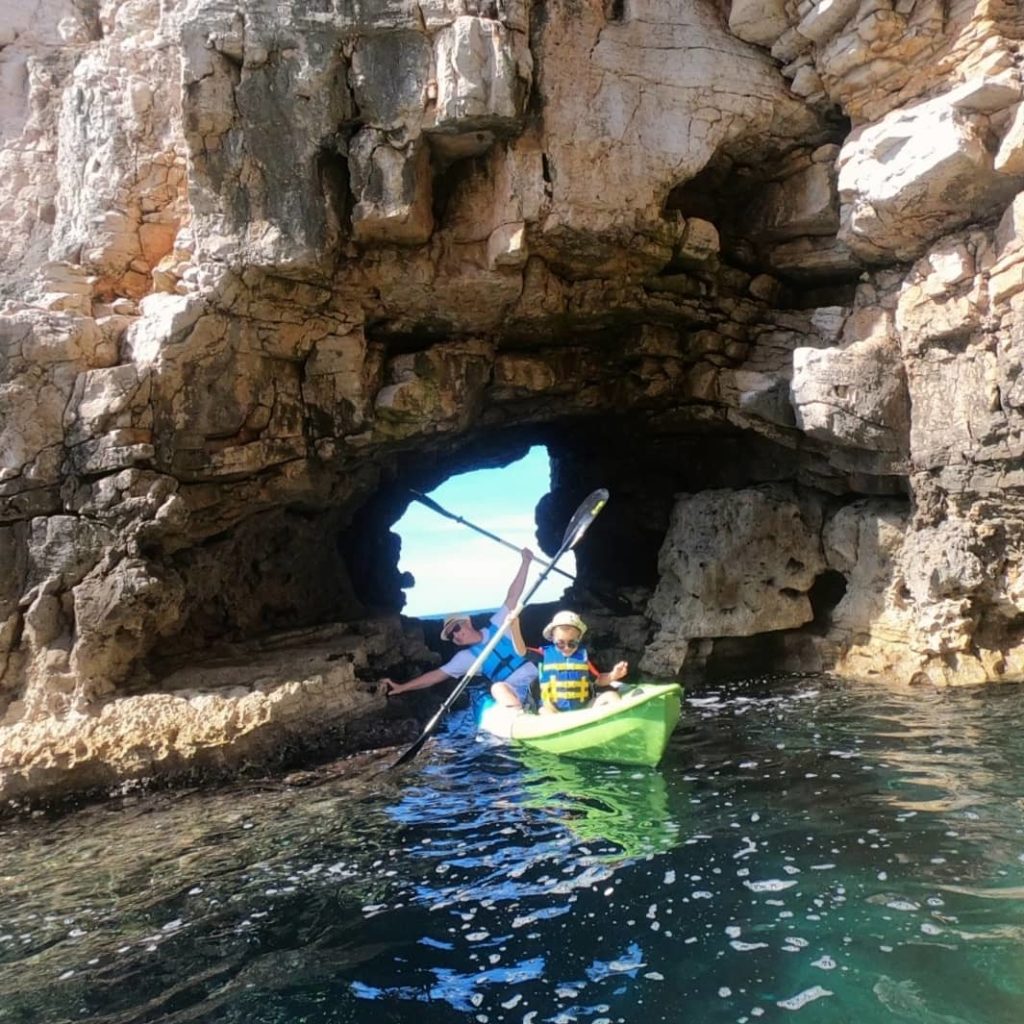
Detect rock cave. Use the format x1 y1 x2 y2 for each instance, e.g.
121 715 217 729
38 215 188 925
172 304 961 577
2 0 1024 807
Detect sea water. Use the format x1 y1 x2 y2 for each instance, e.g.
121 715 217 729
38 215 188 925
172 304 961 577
1 675 1023 1023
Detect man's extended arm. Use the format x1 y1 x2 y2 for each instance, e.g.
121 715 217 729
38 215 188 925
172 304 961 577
381 668 452 695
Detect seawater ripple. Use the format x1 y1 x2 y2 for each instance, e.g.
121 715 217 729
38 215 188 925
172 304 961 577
1 677 1024 1023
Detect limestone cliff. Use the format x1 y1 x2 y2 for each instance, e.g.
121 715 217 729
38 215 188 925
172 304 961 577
2 0 1023 806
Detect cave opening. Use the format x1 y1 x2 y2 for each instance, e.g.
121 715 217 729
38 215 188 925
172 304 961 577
391 444 575 619
338 408 844 658
141 400 892 692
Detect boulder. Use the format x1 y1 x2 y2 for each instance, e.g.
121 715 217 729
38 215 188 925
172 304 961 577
838 89 1019 262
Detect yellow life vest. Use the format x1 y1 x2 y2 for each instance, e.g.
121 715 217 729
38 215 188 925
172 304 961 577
539 645 593 710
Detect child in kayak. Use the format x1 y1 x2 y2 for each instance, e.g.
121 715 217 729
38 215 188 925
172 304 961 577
534 610 628 714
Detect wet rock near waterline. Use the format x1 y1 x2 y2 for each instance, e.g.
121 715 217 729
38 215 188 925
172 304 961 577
0 618 429 812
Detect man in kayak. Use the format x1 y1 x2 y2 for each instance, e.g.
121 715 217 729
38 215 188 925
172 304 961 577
534 610 628 714
380 548 538 708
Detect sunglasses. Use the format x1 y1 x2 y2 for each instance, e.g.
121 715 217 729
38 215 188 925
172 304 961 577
553 638 580 650
446 622 467 640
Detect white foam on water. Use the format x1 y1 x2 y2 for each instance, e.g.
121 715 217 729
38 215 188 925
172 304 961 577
744 879 798 892
777 986 833 1010
734 839 758 859
886 900 919 912
609 956 646 972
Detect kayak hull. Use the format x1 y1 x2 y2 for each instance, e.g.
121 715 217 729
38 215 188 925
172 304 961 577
477 683 682 767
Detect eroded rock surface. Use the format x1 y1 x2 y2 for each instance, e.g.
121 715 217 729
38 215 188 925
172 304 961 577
2 0 1024 807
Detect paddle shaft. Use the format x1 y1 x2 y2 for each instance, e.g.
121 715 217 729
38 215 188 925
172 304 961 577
408 490 633 614
392 488 609 767
392 545 572 767
409 491 576 585
392 597 526 767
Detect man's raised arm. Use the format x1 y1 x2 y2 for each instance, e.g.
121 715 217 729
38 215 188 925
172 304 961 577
503 548 534 609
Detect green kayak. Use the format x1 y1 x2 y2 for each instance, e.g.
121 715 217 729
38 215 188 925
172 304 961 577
477 683 683 767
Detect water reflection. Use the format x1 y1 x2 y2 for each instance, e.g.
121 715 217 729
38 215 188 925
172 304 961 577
513 751 682 861
1 678 1024 1023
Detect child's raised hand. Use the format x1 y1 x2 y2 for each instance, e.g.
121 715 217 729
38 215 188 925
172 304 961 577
610 661 628 681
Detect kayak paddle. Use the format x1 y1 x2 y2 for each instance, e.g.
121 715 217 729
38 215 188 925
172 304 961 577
407 489 633 614
391 488 610 768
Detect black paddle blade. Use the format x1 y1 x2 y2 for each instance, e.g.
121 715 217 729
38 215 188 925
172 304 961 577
391 731 428 768
561 488 609 551
409 489 451 519
391 705 445 768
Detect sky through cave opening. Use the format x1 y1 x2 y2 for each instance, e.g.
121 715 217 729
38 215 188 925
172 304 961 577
394 445 575 618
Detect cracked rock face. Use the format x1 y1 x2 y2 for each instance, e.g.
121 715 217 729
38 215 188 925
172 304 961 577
2 0 1024 806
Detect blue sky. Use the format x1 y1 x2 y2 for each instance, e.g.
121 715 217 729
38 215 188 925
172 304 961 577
395 445 576 616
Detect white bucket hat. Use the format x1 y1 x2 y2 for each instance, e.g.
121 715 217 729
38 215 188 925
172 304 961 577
440 614 472 640
542 610 588 642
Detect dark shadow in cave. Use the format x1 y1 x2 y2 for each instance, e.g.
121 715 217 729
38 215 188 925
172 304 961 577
663 107 857 305
808 568 848 634
316 134 353 245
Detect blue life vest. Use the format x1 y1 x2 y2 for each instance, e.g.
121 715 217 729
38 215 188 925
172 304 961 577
538 645 594 710
470 629 531 682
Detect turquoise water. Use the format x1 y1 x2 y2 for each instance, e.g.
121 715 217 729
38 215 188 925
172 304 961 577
2 676 1024 1023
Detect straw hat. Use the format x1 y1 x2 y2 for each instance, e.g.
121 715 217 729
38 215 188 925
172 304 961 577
542 610 588 641
440 614 472 640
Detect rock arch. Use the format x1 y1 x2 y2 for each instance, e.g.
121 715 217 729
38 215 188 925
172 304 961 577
3 0 1024 806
